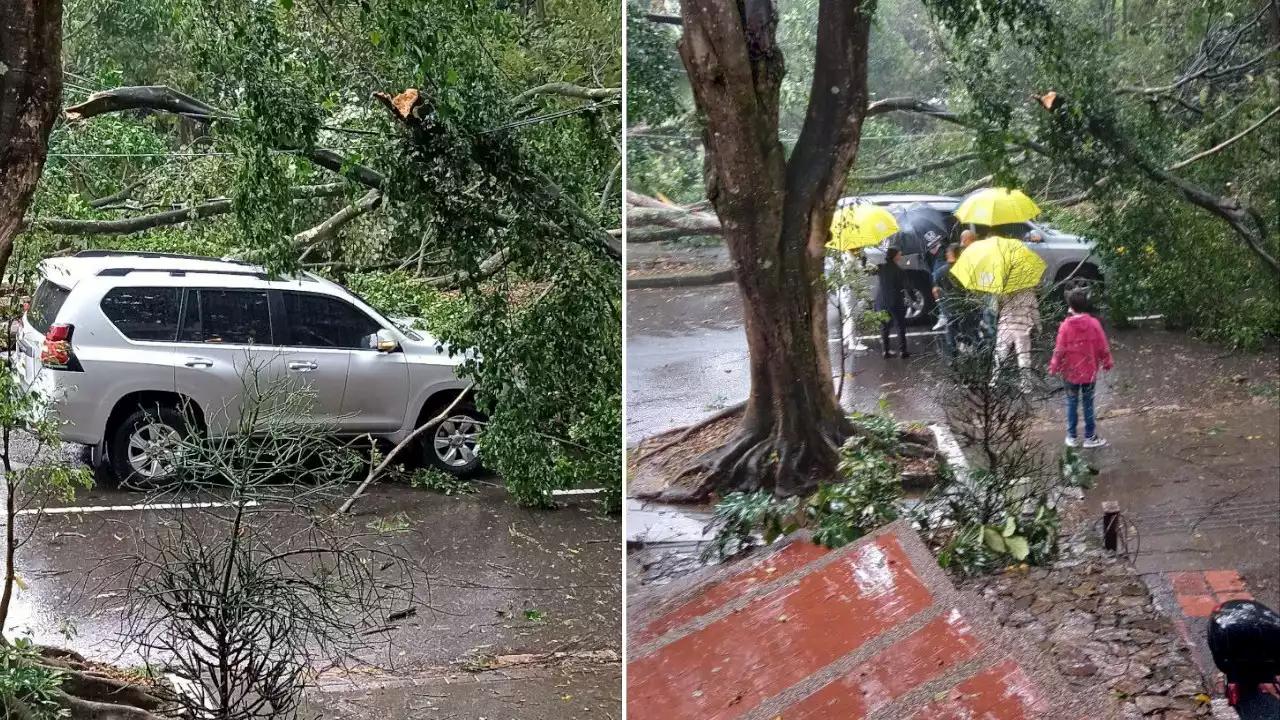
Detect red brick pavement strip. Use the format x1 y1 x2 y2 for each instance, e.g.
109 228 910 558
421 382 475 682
1169 570 1255 618
627 521 1119 720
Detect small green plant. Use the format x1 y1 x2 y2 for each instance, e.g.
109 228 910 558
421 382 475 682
702 491 799 561
410 468 478 496
1249 380 1280 402
523 609 546 622
366 513 412 533
805 440 905 548
1059 448 1098 489
0 638 68 720
847 409 901 454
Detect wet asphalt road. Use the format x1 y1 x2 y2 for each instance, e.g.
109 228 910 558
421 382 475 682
0 451 621 715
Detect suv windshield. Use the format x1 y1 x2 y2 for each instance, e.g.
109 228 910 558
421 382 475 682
28 280 71 334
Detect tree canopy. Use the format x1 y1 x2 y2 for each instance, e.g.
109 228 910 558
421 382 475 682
20 0 623 508
629 0 1280 348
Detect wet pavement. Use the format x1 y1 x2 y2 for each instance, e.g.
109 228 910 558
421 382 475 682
1 465 621 718
627 283 1280 681
627 522 1115 719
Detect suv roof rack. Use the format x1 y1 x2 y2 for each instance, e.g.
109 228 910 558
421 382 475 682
96 267 271 280
74 250 254 265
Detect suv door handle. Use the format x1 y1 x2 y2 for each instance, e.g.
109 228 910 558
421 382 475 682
183 357 214 368
287 361 318 372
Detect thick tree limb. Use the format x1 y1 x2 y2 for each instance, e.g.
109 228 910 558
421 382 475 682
292 189 382 246
627 268 735 288
61 85 387 191
853 151 985 184
89 180 144 208
512 83 622 105
421 250 509 288
644 12 682 25
64 85 218 121
626 206 722 234
28 184 349 236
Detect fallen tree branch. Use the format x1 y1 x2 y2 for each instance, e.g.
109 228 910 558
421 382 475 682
421 250 509 288
337 385 474 515
62 85 387 191
64 85 219 121
627 268 735 289
512 83 622 105
292 189 382 246
852 151 985 184
626 206 722 235
28 184 349 236
644 12 682 25
1167 104 1280 171
89 180 144 208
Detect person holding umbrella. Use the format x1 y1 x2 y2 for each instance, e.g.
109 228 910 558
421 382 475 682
828 203 900 355
949 234 1048 383
932 243 963 359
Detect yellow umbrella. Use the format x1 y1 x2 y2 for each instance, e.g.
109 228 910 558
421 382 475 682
949 236 1046 294
828 204 899 251
953 188 1041 226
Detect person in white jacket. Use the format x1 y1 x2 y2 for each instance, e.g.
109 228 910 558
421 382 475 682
827 251 869 355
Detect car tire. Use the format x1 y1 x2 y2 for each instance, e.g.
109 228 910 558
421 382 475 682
903 271 937 326
419 402 484 478
109 405 186 486
1057 264 1103 299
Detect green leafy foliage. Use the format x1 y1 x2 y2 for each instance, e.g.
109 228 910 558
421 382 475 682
0 638 68 720
30 0 623 512
807 442 904 549
410 467 478 496
702 491 800 561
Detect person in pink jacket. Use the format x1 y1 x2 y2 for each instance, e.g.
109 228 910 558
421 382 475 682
1049 290 1114 448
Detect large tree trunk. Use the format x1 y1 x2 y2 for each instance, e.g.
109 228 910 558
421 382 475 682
676 0 875 498
0 0 62 281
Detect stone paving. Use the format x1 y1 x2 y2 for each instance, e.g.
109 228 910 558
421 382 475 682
627 521 1118 720
962 536 1217 719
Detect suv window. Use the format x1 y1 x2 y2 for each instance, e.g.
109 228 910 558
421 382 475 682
28 281 71 334
281 292 381 349
179 289 272 345
101 287 181 341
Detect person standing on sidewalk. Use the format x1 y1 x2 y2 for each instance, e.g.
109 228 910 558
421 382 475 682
1049 289 1113 448
932 243 962 359
875 248 910 359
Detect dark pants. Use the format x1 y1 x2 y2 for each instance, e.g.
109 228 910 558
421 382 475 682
880 307 908 354
1064 380 1097 439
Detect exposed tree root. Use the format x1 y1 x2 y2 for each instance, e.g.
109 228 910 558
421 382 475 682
2 646 180 720
660 418 853 502
632 401 747 464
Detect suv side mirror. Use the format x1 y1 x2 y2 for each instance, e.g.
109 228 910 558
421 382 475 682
369 329 400 353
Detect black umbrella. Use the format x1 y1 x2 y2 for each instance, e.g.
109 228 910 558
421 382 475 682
888 204 951 257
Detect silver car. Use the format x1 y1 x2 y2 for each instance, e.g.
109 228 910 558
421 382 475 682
18 251 480 483
847 192 1104 323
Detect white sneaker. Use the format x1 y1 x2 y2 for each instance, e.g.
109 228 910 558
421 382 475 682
1064 436 1079 448
1083 436 1107 448
932 317 947 330
852 342 869 352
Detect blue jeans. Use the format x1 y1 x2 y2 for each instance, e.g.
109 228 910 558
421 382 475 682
1064 380 1096 439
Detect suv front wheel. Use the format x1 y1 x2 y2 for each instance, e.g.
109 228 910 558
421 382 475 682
420 402 484 478
110 405 186 486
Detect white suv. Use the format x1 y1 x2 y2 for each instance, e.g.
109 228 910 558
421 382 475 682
18 251 481 483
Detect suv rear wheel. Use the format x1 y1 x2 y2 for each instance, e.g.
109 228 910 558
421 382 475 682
420 402 484 478
110 405 186 486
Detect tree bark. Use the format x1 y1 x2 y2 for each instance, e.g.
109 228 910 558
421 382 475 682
673 0 873 498
0 0 62 283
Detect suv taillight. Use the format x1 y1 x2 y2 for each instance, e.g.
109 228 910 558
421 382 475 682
41 323 81 371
